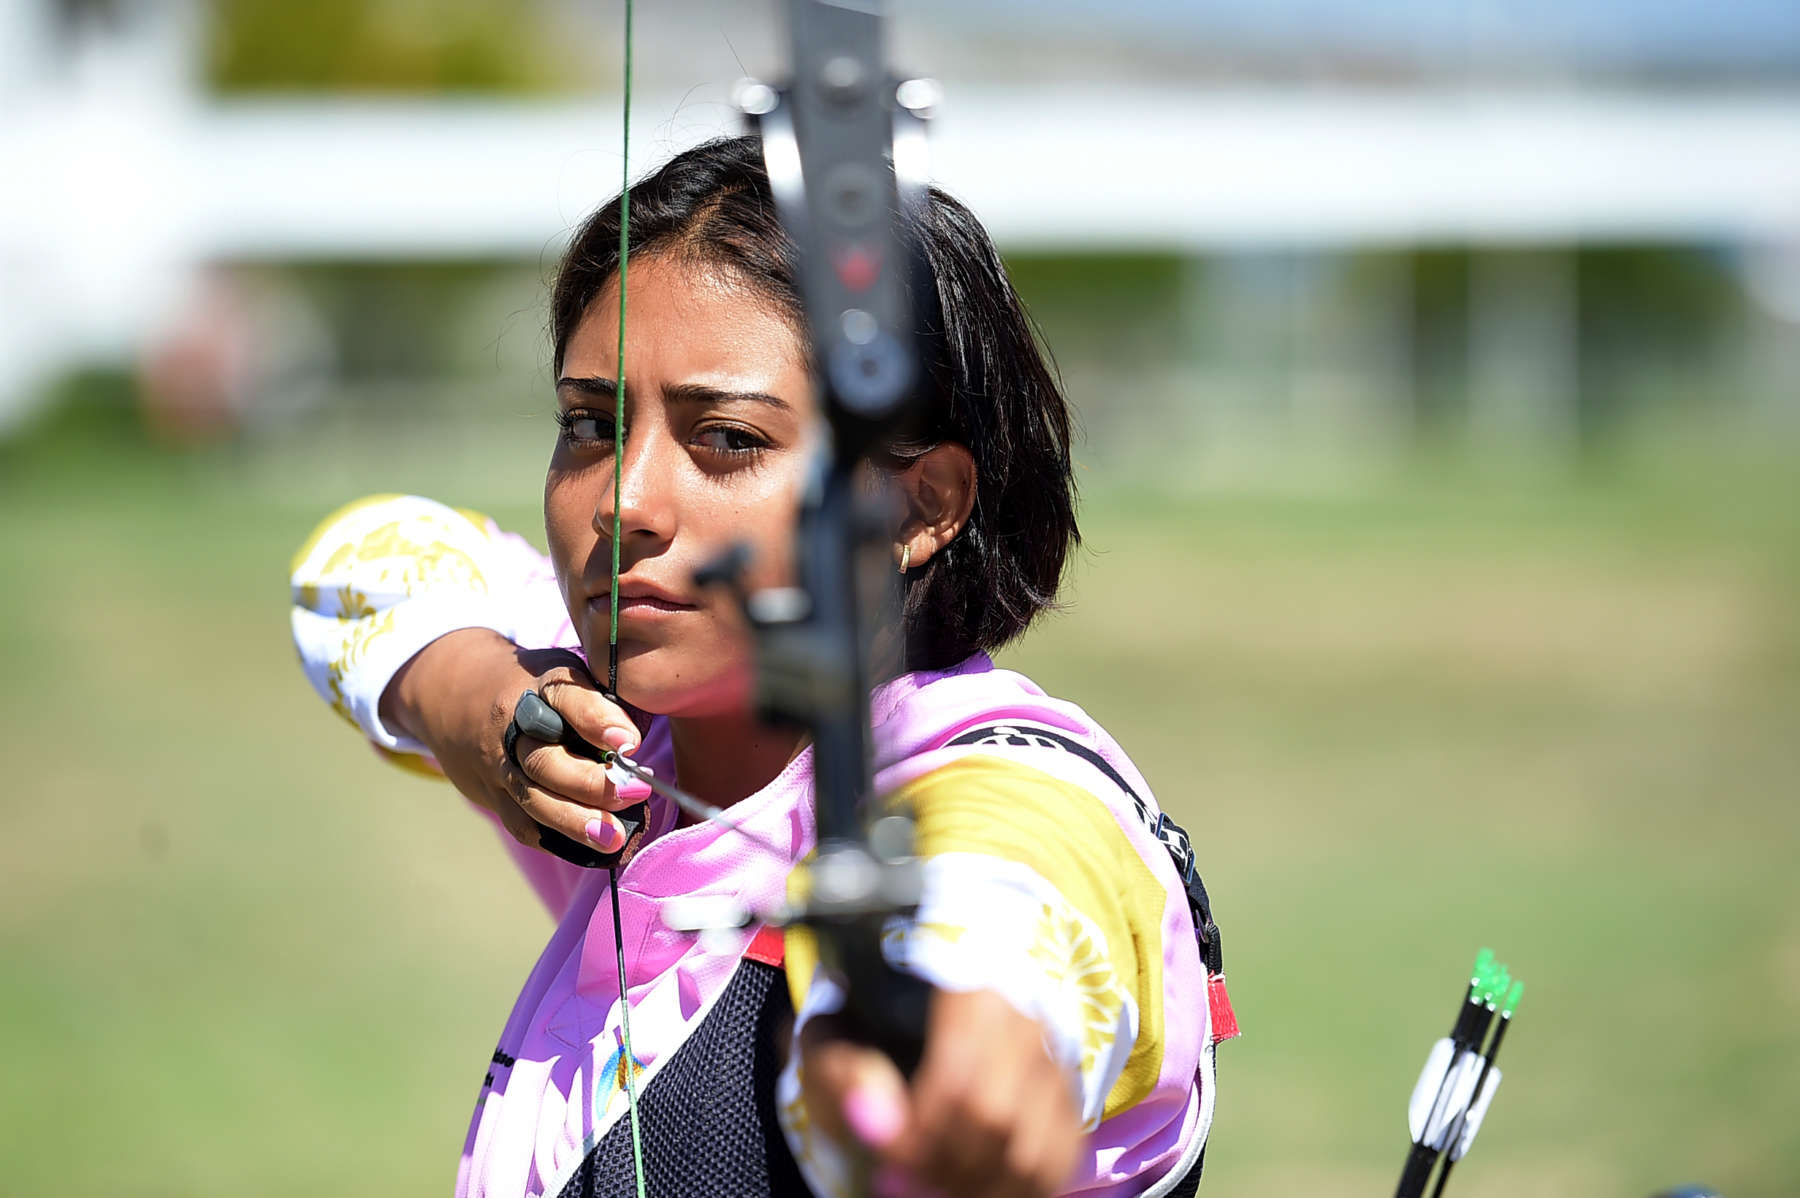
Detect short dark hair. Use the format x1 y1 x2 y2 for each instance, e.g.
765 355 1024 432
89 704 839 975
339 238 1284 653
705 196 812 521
551 135 1078 672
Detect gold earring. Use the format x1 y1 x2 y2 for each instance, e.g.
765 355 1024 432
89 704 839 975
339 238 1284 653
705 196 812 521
898 544 912 574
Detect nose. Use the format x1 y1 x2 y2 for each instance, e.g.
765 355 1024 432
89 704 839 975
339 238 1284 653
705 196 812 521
593 422 676 553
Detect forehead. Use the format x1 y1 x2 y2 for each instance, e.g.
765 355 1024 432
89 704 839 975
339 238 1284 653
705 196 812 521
563 255 809 387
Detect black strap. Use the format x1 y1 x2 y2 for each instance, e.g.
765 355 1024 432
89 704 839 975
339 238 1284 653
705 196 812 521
943 721 1223 975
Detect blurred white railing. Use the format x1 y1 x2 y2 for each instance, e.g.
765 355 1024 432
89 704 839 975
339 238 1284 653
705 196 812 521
2 0 1798 429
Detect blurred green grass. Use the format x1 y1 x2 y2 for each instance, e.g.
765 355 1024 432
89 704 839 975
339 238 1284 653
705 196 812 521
2 426 1796 1197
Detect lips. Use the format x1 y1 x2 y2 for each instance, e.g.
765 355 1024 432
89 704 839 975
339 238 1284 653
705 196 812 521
589 579 698 614
608 595 692 614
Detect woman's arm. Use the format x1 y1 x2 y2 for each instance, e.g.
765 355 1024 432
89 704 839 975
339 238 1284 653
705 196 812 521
288 494 643 866
289 493 571 754
788 754 1205 1197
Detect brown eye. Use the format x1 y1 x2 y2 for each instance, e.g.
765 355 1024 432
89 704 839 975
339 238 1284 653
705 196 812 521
557 408 616 447
693 425 769 457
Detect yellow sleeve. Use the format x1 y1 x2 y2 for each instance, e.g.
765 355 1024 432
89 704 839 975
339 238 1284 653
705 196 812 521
288 493 518 764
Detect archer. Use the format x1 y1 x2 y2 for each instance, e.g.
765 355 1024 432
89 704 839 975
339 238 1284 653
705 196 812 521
289 133 1228 1198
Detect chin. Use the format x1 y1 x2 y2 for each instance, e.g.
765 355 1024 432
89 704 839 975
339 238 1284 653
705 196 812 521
606 643 756 720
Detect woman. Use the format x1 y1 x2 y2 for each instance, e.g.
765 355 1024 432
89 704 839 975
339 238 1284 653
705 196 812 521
290 136 1223 1198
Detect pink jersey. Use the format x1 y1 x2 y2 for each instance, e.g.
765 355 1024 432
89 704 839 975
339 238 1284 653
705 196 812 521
289 495 1220 1197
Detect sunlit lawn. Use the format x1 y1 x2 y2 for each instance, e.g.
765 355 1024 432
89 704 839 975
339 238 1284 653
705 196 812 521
2 426 1796 1197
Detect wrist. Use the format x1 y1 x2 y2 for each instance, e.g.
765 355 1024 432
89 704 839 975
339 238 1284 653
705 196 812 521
380 627 520 746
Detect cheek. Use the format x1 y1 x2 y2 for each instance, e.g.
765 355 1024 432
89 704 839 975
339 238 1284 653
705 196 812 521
749 524 795 592
737 480 803 592
542 469 594 577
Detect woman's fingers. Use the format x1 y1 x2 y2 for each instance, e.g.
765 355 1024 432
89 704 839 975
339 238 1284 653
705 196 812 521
988 1068 1081 1198
504 734 630 853
800 1032 911 1153
535 666 640 757
511 776 630 855
863 989 1077 1198
490 794 546 850
907 996 1019 1193
512 732 633 811
382 635 639 860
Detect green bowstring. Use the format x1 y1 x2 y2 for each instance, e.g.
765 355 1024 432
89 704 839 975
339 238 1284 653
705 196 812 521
608 1 646 1195
609 869 647 1198
608 0 631 697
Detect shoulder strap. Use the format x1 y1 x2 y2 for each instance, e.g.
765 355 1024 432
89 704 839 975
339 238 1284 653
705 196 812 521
939 720 1238 1044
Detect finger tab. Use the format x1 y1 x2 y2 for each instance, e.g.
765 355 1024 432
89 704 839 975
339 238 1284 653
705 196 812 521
512 691 566 743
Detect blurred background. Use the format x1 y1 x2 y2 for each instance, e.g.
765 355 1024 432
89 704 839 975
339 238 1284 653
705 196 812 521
2 0 1796 1195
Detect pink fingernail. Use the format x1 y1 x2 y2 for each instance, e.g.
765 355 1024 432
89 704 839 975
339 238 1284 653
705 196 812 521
844 1084 905 1148
601 727 638 755
871 1165 910 1198
584 817 624 852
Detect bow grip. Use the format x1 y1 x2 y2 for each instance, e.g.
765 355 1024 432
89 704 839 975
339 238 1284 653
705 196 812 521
838 947 931 1079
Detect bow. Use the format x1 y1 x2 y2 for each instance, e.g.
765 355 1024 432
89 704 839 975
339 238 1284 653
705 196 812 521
712 0 941 1075
513 1 940 1192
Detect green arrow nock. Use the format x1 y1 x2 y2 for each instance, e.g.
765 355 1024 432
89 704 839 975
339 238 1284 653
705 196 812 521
1487 964 1511 1006
1468 948 1497 998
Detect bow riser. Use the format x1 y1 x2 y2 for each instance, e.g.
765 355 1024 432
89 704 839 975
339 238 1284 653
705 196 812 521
701 0 943 1082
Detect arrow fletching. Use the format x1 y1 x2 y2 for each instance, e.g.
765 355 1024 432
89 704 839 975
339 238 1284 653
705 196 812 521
1408 1039 1487 1149
1447 1066 1503 1161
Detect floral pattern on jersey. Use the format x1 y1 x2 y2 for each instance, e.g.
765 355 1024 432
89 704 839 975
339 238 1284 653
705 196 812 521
1027 899 1129 1084
316 517 489 597
596 1035 650 1126
299 509 492 726
321 587 397 727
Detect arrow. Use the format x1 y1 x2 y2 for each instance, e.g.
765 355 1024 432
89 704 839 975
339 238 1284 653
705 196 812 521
1429 978 1523 1197
1396 949 1522 1198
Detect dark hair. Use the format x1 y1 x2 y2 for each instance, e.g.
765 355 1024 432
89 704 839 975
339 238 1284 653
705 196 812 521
551 135 1078 672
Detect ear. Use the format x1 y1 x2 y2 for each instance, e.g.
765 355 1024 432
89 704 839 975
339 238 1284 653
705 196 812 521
892 443 976 571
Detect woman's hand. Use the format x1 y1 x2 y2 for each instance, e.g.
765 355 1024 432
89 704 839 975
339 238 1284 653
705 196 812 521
379 628 644 854
800 988 1082 1198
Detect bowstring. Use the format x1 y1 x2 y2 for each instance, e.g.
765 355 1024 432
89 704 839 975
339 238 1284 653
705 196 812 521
608 866 647 1197
608 0 631 700
607 1 647 1194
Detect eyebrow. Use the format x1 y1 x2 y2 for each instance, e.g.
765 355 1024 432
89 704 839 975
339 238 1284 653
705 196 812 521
664 381 792 412
556 377 791 413
556 376 617 400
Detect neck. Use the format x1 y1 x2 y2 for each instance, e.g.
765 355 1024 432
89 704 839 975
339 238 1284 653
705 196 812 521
667 709 807 813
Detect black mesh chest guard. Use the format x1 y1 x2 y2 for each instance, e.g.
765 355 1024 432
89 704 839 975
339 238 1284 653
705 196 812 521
555 958 811 1198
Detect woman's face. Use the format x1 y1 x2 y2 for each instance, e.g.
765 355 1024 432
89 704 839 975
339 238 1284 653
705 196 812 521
546 256 814 717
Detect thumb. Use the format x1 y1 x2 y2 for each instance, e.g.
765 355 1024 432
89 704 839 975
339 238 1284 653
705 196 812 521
805 1037 911 1153
533 662 640 756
